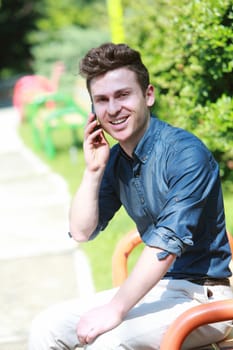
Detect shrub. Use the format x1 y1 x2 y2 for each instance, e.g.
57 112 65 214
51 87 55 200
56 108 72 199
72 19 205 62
125 0 233 183
29 26 110 94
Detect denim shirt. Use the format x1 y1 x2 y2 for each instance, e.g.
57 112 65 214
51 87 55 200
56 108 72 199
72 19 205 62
91 116 232 279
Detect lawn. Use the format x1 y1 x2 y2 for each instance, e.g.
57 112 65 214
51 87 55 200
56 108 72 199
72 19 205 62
224 191 233 236
19 119 233 291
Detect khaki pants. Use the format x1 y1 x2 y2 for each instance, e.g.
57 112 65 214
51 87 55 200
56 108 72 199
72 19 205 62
28 279 233 350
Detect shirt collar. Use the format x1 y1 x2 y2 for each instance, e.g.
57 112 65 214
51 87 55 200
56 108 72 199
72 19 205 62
133 115 161 163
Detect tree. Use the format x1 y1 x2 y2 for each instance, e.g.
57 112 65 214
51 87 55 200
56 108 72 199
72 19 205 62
0 0 108 79
0 0 40 78
124 0 233 182
34 0 107 32
27 0 109 93
29 26 110 94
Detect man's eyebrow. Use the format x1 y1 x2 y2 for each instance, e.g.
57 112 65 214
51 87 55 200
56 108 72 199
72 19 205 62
94 88 132 99
115 87 132 93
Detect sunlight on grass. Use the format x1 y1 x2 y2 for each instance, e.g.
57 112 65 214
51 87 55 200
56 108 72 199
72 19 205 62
224 192 233 234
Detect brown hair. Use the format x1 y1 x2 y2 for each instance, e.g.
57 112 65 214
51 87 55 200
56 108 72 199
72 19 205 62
79 42 150 94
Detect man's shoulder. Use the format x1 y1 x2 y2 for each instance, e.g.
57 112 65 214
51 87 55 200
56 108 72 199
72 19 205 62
150 117 212 163
156 118 203 148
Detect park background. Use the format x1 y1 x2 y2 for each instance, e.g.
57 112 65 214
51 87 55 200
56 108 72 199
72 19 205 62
0 0 232 291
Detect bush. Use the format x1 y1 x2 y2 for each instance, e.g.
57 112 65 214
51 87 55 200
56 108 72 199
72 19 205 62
29 26 110 95
124 0 233 183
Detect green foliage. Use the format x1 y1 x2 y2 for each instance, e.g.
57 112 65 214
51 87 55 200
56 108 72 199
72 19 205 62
0 0 108 79
0 0 40 77
26 0 110 94
29 26 110 94
224 191 233 235
192 95 233 179
35 0 108 31
124 0 233 182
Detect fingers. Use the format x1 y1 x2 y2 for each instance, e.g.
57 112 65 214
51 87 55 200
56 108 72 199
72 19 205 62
84 113 102 141
85 327 96 344
77 327 96 346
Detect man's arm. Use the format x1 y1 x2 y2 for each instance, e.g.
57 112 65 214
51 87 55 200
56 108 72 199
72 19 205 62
77 245 176 345
110 245 175 314
69 168 104 241
69 113 110 241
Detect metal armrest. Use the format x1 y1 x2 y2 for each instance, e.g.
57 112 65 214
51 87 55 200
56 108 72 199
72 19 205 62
112 230 142 287
160 299 233 350
112 230 233 349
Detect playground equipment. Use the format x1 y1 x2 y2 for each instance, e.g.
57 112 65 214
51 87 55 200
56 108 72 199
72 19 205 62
13 61 65 121
26 92 87 159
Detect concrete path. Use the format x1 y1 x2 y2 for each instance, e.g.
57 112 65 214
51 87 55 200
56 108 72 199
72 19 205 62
0 107 94 349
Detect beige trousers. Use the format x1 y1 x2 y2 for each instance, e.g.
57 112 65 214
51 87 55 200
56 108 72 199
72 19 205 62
28 279 233 350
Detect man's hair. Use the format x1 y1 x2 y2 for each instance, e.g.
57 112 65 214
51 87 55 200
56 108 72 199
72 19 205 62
79 42 150 94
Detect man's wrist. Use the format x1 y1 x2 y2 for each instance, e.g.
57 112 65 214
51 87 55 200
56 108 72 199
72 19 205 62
108 296 129 320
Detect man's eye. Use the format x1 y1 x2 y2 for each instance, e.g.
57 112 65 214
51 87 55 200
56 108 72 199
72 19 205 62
96 97 107 103
119 91 129 97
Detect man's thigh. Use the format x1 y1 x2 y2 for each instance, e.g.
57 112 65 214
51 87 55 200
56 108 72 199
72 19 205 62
86 280 206 349
87 281 233 350
29 288 119 350
29 280 233 350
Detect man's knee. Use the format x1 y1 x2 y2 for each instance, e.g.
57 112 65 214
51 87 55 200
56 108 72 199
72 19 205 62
29 305 80 350
86 332 129 350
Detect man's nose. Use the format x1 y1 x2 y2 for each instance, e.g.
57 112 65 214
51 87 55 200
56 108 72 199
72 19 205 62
107 99 121 115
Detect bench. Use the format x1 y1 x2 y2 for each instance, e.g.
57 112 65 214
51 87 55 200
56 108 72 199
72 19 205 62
112 230 233 350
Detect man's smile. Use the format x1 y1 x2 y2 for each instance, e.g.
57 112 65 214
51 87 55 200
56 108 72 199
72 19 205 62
110 117 128 125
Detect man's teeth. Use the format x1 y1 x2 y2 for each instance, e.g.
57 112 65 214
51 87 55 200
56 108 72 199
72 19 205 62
111 118 127 125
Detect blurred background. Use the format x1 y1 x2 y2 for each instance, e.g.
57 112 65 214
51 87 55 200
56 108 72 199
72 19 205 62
0 0 232 348
0 0 232 184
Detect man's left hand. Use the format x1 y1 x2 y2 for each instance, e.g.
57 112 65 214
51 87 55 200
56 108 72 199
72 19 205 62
77 303 123 345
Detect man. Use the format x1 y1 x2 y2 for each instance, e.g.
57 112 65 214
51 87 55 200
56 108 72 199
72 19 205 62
29 43 233 350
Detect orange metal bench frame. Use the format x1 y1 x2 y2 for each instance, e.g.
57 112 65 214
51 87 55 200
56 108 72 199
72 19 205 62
112 230 233 350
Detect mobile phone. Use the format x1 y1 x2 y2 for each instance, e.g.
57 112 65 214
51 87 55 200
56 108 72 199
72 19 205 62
91 103 95 115
91 103 100 129
91 104 101 141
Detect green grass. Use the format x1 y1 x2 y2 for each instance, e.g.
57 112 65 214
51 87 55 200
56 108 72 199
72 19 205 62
224 192 233 235
19 121 233 291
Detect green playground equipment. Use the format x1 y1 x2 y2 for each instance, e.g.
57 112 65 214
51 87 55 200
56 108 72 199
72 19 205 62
26 93 87 159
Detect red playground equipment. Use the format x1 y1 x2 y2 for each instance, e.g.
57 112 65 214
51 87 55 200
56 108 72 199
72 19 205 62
13 61 65 121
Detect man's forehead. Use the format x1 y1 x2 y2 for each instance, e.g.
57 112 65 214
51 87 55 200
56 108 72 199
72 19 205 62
90 68 138 94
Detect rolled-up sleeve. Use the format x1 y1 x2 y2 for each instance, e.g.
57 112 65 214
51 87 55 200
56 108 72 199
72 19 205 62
141 143 219 259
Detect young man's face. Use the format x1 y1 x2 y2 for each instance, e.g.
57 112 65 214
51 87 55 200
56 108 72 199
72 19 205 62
90 67 155 155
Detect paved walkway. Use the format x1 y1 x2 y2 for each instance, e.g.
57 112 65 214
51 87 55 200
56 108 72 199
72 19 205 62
0 107 94 349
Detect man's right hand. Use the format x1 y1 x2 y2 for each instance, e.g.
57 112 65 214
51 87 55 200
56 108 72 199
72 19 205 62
83 113 110 172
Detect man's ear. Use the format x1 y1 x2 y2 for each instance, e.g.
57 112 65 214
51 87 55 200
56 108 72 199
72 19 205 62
146 84 155 107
